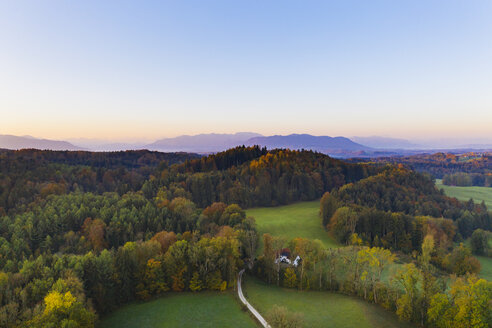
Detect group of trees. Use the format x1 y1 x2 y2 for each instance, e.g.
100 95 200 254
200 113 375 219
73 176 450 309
0 169 257 328
443 172 492 187
0 149 198 215
0 229 249 327
0 146 374 213
178 145 269 173
356 152 492 179
0 192 197 270
254 234 492 328
145 147 378 209
266 305 304 328
322 167 491 243
470 229 491 256
320 167 491 277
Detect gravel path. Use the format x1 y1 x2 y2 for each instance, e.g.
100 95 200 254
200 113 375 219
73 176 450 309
237 269 271 328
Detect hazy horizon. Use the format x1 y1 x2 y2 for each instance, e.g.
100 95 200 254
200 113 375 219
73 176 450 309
2 131 492 151
1 1 491 141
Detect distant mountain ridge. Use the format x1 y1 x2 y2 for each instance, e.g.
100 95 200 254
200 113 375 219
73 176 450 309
146 132 262 153
0 135 84 151
3 133 490 158
147 133 372 155
351 136 420 149
246 134 371 153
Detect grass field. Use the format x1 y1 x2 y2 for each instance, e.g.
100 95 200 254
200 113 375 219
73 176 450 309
477 256 492 281
435 180 492 281
98 292 258 328
436 179 492 208
246 200 338 252
243 275 414 328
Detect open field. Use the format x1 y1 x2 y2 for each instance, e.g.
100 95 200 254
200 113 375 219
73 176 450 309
246 200 338 252
477 256 492 281
98 292 258 328
243 275 414 328
436 179 492 208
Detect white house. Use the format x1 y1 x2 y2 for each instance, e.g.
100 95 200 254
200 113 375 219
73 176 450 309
274 254 302 267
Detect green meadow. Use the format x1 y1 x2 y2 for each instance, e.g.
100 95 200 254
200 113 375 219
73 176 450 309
246 200 338 252
436 179 492 208
98 292 257 328
243 275 413 328
477 256 492 281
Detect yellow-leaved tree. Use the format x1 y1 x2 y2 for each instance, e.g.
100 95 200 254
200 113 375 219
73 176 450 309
27 291 95 328
428 275 492 328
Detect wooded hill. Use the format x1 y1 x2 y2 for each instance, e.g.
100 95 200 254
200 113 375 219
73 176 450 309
0 149 199 215
322 167 491 246
354 152 492 178
152 146 378 208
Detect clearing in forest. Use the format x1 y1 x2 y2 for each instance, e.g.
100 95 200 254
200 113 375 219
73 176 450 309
436 179 492 208
246 200 337 251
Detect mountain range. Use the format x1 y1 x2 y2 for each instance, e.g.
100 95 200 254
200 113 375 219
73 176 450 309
351 136 420 149
246 134 370 154
2 133 491 158
146 132 262 153
0 135 83 151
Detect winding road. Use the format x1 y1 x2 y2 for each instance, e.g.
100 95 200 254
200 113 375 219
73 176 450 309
237 269 271 328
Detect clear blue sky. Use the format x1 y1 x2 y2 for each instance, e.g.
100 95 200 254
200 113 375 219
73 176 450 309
1 0 491 141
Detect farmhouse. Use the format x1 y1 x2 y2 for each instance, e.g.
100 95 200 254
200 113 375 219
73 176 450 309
274 248 302 267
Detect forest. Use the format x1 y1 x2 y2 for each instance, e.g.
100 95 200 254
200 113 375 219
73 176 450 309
0 149 199 215
355 152 492 179
0 147 490 327
442 172 492 187
0 147 374 327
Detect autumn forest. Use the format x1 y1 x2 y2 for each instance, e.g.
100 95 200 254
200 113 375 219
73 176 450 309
0 147 490 328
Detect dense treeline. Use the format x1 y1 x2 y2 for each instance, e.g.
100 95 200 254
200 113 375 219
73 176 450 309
150 147 377 208
254 234 492 328
0 191 256 327
0 190 256 269
443 172 492 187
0 147 375 214
0 149 199 215
326 167 492 240
319 167 491 280
470 229 492 256
0 149 198 169
0 192 188 269
178 145 269 173
353 152 492 179
0 232 247 327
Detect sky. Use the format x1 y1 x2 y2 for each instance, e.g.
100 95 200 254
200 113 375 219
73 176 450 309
1 0 492 142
